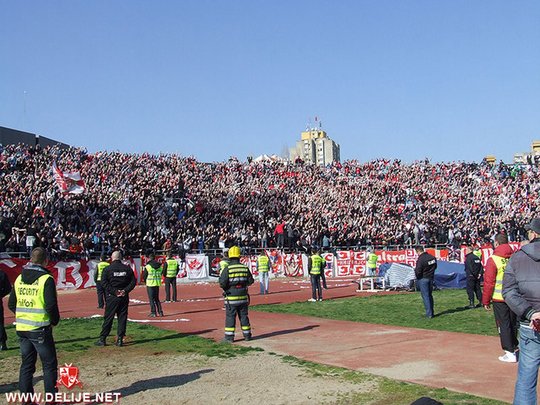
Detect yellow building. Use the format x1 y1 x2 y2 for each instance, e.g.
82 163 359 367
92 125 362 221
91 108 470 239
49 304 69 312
290 127 340 166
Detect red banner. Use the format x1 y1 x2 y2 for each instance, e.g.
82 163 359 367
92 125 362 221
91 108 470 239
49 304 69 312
0 258 137 289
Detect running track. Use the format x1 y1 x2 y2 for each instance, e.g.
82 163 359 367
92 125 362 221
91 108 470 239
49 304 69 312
5 278 528 403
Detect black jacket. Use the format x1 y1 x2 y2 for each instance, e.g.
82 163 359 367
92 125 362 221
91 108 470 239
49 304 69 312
101 260 136 297
464 253 483 278
415 252 437 280
8 264 60 326
0 269 11 298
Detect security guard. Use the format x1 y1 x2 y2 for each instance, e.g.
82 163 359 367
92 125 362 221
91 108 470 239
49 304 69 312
143 253 164 317
162 252 179 302
219 246 254 342
0 267 12 351
308 249 324 301
95 251 136 347
257 252 270 294
366 247 378 276
94 254 109 309
219 249 229 274
8 247 60 398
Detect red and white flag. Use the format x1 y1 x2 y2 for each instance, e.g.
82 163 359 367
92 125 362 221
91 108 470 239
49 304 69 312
52 161 86 194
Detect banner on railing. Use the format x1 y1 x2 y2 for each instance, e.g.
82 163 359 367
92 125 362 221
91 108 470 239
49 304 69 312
0 258 137 290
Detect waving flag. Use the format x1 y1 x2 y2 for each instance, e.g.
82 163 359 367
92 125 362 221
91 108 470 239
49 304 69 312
52 161 86 194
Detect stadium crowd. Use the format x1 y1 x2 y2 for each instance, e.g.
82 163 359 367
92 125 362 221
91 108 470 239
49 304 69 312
0 143 538 258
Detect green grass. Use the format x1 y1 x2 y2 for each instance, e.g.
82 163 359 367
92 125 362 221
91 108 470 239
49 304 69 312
278 355 507 405
0 318 259 361
0 317 507 404
253 289 498 336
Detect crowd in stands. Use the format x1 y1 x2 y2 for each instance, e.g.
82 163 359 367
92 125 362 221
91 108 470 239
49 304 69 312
0 143 538 258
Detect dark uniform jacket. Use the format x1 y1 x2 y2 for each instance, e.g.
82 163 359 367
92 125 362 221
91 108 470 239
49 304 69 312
8 264 60 326
415 252 437 280
101 260 136 297
0 270 11 299
464 252 483 278
219 258 254 301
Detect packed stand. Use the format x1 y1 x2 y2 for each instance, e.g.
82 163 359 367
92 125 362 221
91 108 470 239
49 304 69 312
0 143 538 258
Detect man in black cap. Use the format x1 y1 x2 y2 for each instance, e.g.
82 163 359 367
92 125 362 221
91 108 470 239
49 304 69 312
503 218 540 404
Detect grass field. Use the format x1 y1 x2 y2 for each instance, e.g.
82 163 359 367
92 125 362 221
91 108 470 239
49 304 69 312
0 300 508 404
252 289 498 336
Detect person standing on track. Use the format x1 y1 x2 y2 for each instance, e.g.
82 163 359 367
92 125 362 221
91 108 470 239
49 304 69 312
0 266 12 351
257 251 270 294
482 233 518 363
219 246 254 343
308 248 324 302
8 247 60 398
162 251 179 302
142 253 164 317
503 218 540 404
95 251 136 347
94 254 109 309
414 246 437 318
464 246 483 308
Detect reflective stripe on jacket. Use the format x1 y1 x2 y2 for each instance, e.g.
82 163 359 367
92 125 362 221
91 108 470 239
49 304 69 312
97 261 109 282
310 255 323 275
165 259 179 278
14 274 52 331
258 256 270 272
145 264 162 287
492 255 508 301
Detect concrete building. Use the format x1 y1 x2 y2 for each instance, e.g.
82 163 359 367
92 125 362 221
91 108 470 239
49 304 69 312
290 128 340 166
514 140 540 164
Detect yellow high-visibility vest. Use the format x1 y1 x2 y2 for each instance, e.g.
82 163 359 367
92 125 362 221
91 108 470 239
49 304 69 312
310 255 323 275
145 264 162 287
14 274 53 331
96 261 109 282
165 259 179 278
258 256 270 272
492 255 508 301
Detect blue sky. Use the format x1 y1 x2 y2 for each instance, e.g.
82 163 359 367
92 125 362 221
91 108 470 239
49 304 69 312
1 1 539 163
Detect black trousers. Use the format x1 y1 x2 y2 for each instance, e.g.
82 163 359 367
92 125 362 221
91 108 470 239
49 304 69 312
164 277 177 301
310 275 322 300
466 276 482 303
493 301 519 353
100 295 129 339
224 302 251 340
0 299 6 344
17 327 58 396
147 286 163 314
96 281 105 308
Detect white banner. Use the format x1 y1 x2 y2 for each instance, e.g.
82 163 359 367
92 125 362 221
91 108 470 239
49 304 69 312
185 254 209 279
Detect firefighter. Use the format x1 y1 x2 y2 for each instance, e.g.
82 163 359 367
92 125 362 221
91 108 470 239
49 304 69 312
95 251 136 347
143 253 164 317
8 247 60 398
219 245 254 342
162 252 179 302
94 254 109 309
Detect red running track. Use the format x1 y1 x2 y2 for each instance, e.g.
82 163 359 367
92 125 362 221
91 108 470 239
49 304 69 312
5 277 527 403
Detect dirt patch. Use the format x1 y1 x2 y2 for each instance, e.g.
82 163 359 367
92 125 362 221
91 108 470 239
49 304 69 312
0 349 375 405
